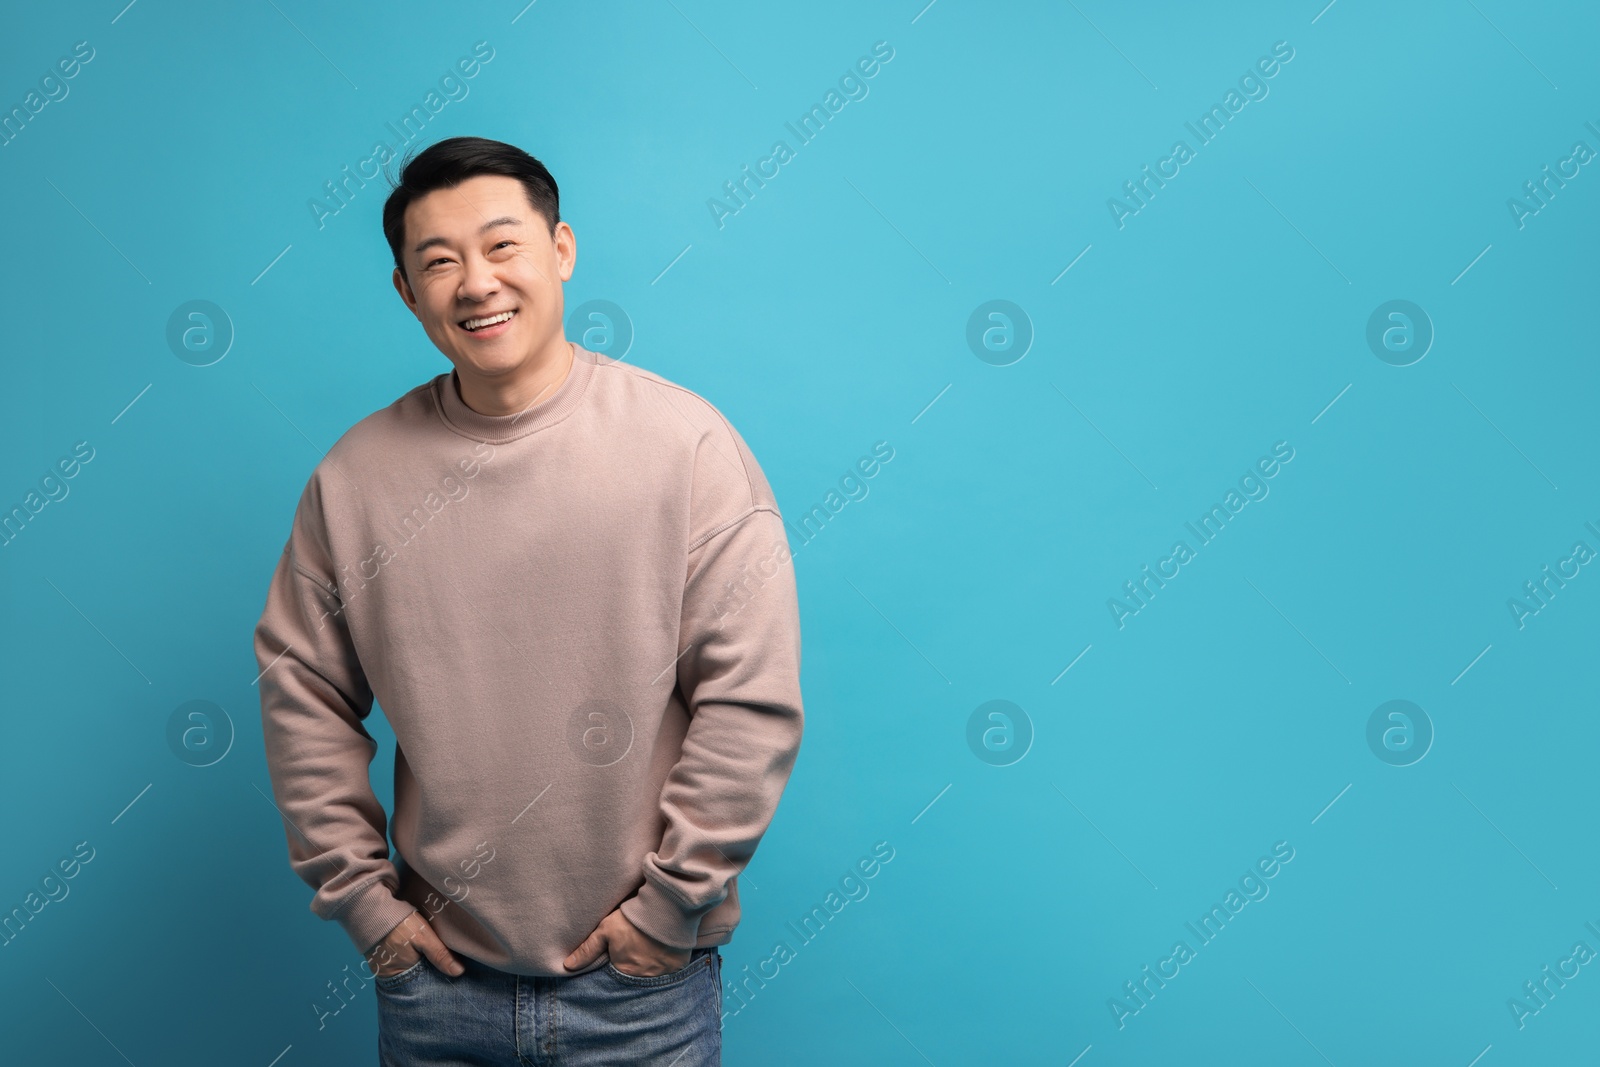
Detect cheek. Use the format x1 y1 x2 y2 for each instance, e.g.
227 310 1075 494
421 293 461 329
414 279 450 315
523 253 563 289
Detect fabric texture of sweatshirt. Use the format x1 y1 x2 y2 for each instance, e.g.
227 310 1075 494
253 342 803 976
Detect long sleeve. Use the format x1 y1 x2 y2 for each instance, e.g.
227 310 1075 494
253 484 420 956
245 354 807 974
619 500 805 948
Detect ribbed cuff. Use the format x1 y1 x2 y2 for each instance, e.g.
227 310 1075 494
619 878 706 950
337 879 421 956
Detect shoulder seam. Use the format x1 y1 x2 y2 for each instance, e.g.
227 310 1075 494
620 368 759 509
290 558 337 596
687 503 780 554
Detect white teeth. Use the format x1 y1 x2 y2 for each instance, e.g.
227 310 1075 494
464 311 514 331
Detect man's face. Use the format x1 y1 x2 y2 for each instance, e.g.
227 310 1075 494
392 173 575 382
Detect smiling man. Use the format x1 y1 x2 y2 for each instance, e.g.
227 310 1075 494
253 136 804 1066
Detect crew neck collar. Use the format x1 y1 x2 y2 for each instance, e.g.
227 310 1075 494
433 342 597 444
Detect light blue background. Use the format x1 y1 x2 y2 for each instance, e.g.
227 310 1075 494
2 1 1597 1064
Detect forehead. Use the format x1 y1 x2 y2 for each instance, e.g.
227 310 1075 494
405 174 533 239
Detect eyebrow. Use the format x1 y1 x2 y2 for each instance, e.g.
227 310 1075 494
412 216 523 257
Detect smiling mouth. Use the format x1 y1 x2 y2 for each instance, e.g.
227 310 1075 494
459 309 517 332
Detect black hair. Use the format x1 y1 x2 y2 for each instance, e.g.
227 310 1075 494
382 136 560 284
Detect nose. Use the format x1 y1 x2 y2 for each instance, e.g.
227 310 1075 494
457 252 499 301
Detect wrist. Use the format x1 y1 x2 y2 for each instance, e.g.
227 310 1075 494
619 880 702 951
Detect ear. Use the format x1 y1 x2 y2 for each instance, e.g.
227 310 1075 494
554 222 577 282
393 267 419 317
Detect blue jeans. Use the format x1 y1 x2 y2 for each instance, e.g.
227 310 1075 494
375 947 722 1066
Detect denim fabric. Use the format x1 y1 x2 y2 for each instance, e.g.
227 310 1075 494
374 947 722 1066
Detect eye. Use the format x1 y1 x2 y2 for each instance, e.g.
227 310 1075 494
492 240 516 250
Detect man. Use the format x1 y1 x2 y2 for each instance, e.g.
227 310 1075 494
253 136 804 1066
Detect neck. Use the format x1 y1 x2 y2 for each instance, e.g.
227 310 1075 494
454 337 574 417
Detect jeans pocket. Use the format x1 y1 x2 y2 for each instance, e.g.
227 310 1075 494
373 956 429 991
604 949 712 989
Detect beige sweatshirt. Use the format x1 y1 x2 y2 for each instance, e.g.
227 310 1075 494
253 343 803 976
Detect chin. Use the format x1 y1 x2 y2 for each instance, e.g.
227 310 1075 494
463 351 529 375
